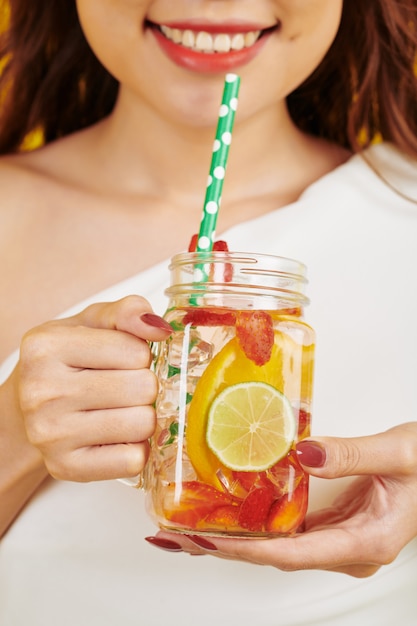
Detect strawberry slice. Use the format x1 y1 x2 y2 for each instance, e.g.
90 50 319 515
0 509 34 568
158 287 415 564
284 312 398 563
188 233 199 252
238 485 275 532
163 481 233 530
236 310 274 366
265 474 308 534
231 470 271 494
213 240 229 252
188 234 229 253
187 235 233 282
213 241 233 282
202 504 241 532
182 307 236 327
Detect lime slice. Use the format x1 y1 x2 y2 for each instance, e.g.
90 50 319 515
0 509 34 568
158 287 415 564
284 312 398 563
206 382 296 472
186 329 313 489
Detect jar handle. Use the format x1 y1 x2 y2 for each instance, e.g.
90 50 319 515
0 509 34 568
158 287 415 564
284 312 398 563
117 473 145 489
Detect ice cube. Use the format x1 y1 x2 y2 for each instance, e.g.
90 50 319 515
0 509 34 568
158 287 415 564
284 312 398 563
158 443 197 484
157 375 199 419
167 330 213 371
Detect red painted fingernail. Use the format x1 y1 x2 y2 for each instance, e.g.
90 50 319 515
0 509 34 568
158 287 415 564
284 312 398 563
145 536 183 552
186 535 218 551
140 313 173 333
296 441 326 467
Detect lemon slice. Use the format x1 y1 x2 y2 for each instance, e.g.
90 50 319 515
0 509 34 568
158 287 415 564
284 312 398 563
206 382 296 472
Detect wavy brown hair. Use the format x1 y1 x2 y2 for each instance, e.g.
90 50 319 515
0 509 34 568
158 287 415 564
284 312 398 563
0 0 417 156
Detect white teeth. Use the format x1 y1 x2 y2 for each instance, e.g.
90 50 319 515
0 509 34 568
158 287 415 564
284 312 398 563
231 33 245 51
195 31 214 52
171 28 183 44
182 29 195 48
159 25 261 53
244 31 258 47
213 33 231 53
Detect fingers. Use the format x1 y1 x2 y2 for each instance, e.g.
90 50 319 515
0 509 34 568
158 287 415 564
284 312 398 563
296 422 417 479
28 404 156 450
59 368 157 412
24 390 157 482
22 363 157 473
152 526 387 578
20 330 157 416
22 325 153 370
208 531 383 577
78 368 157 410
21 296 173 372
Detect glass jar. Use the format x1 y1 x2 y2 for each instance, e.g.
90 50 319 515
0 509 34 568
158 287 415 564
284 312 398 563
145 251 315 537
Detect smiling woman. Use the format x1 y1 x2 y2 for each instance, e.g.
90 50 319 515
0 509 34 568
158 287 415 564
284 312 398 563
0 0 415 154
0 1 417 625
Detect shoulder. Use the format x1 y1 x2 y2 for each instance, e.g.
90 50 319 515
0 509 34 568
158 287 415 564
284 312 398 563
0 153 43 239
0 143 68 208
0 127 93 222
0 138 85 260
0 121 100 199
359 142 417 204
0 150 53 236
302 142 417 211
0 152 41 203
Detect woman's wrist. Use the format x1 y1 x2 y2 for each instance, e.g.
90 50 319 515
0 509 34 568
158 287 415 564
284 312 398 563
0 372 49 538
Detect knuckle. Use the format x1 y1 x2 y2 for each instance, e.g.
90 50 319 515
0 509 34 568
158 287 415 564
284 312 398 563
24 410 60 449
84 295 151 318
18 364 65 417
19 376 58 416
20 324 57 365
24 417 49 447
18 377 42 414
46 448 93 482
334 440 362 474
120 294 151 311
19 324 68 387
43 458 65 481
45 456 79 482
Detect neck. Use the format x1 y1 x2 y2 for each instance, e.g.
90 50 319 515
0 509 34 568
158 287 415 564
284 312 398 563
92 88 309 207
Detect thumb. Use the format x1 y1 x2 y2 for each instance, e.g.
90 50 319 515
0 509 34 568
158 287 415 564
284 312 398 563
295 423 417 479
69 295 173 342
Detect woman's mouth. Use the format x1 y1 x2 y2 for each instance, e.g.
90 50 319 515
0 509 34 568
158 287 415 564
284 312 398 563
149 21 277 73
159 25 263 54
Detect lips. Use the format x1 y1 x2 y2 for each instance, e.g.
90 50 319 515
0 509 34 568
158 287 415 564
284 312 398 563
159 25 262 54
149 21 277 73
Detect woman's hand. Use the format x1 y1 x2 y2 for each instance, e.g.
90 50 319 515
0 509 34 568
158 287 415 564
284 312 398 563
151 423 417 578
18 296 172 482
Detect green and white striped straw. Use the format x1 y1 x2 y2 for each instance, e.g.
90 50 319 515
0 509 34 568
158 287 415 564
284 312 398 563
196 73 241 253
